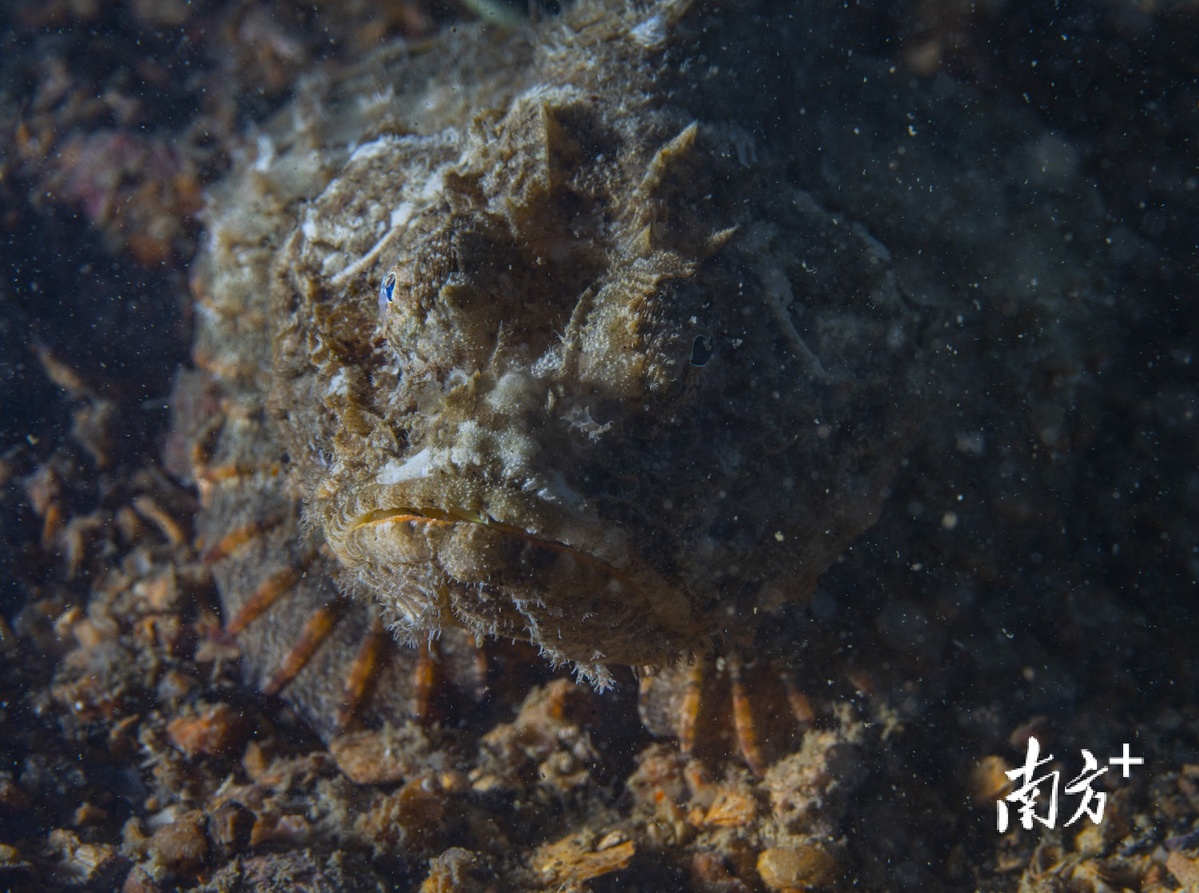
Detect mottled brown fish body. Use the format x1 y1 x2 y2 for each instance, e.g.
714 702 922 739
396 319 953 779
180 1 919 706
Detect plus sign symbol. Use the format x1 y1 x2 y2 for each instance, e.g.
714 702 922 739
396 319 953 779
1108 742 1144 778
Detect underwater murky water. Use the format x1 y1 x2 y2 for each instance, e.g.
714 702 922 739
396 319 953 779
1 2 1196 891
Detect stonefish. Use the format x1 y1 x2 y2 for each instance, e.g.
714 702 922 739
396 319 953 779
173 0 1070 732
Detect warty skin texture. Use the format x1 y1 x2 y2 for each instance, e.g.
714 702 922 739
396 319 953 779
261 6 919 685
182 0 1113 726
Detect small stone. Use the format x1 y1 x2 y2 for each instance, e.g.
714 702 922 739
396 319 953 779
690 851 747 892
206 800 254 856
147 812 209 873
249 813 312 848
969 755 1013 805
242 741 269 780
155 669 194 707
133 566 180 612
167 703 247 758
70 611 120 650
72 802 107 826
355 776 446 856
531 830 636 887
329 729 425 785
122 865 163 893
756 844 839 891
421 848 482 893
0 843 30 872
702 787 757 828
1166 850 1199 888
47 829 129 889
122 818 150 858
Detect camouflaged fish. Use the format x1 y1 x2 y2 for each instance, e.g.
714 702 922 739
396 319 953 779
179 0 1106 733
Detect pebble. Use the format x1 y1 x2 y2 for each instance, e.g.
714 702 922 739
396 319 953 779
756 843 839 891
166 703 247 758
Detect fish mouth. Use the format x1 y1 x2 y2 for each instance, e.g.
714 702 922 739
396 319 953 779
352 503 536 536
348 504 641 587
333 497 697 670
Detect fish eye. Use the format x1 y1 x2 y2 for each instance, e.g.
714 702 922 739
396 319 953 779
378 271 397 312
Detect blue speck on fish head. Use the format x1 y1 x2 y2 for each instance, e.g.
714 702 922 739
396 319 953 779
378 270 397 313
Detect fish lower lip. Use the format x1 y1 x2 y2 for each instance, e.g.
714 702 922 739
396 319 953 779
350 505 491 531
350 505 632 580
350 505 555 544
